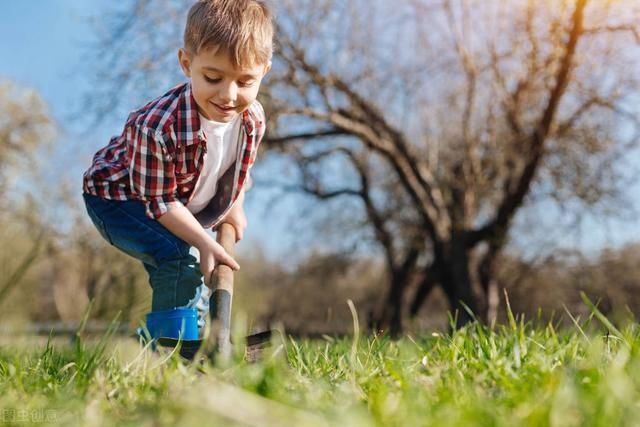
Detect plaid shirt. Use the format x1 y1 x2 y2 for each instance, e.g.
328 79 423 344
83 82 265 223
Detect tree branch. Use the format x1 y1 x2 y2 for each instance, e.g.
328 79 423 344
266 129 349 147
583 25 640 44
470 0 590 246
277 39 452 240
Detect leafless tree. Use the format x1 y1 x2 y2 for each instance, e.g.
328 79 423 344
0 80 53 201
264 0 640 331
0 80 54 306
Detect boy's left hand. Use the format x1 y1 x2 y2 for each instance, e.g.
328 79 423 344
219 189 247 241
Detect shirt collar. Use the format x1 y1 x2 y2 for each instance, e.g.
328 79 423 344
177 82 256 146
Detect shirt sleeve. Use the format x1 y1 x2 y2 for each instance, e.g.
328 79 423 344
127 125 183 219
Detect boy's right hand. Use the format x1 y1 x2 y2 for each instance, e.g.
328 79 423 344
156 203 239 287
198 238 240 287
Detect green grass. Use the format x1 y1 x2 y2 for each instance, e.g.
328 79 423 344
2 308 640 426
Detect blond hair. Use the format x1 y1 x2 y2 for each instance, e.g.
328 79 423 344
184 0 274 68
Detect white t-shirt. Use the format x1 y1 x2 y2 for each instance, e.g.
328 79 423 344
186 114 242 214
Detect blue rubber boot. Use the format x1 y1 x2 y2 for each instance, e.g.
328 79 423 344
137 308 202 360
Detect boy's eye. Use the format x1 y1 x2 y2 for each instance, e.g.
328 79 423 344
204 76 222 84
238 80 255 88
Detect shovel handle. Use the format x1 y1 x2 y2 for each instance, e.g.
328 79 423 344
215 222 236 292
211 222 236 359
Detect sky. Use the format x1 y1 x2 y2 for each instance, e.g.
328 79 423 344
1 1 639 264
0 2 98 126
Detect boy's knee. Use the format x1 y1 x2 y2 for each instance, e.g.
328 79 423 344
151 239 193 265
108 229 193 268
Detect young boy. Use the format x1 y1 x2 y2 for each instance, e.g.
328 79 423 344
82 0 273 338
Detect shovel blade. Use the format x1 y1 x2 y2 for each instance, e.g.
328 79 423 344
153 330 274 362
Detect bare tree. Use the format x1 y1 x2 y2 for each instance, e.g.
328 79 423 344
265 0 640 330
0 80 54 201
86 0 640 333
0 80 54 306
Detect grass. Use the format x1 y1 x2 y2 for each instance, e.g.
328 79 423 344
1 303 640 426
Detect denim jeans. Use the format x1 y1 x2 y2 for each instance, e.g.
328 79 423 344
82 193 203 311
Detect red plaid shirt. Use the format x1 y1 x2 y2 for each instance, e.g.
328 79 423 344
83 82 265 222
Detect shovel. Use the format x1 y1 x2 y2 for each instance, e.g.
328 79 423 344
204 222 272 362
148 223 271 361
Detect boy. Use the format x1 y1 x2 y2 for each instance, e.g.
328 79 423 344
82 0 273 338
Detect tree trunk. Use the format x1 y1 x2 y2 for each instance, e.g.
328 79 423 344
444 266 477 326
409 267 438 317
375 245 421 335
377 273 408 336
477 248 501 325
411 239 480 328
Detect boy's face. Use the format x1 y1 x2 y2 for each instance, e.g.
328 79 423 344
178 46 270 122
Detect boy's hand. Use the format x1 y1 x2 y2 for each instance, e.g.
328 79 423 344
156 203 239 287
219 189 247 241
199 239 240 287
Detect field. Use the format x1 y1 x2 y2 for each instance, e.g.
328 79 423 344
1 304 640 427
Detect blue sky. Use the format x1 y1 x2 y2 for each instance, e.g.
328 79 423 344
1 1 639 263
0 2 98 124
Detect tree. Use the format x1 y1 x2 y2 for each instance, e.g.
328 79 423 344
0 80 53 200
0 80 148 325
87 0 640 333
0 80 54 307
265 0 640 331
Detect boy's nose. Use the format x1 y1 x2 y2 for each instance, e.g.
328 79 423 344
219 82 237 104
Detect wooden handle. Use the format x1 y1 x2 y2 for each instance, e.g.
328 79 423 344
214 223 236 293
210 222 236 360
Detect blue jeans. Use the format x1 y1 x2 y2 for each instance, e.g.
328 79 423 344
82 193 203 311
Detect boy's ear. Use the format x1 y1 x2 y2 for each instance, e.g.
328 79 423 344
263 61 272 76
178 48 193 78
